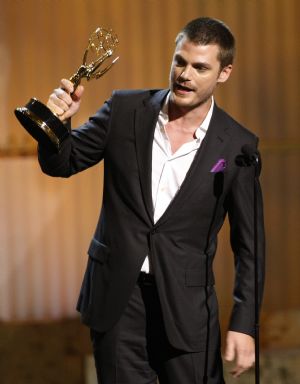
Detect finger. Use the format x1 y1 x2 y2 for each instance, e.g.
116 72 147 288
60 78 74 94
230 363 253 378
72 85 84 102
54 87 73 104
60 111 72 122
48 92 71 113
238 352 255 372
46 99 66 118
230 365 244 378
224 339 235 362
230 350 255 377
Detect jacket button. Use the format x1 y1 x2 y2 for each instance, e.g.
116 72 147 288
150 228 157 235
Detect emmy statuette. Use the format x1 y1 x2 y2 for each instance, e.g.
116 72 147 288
15 27 119 151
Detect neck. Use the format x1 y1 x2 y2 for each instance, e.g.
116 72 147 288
168 97 212 127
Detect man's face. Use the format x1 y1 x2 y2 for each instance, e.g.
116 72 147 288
169 37 232 111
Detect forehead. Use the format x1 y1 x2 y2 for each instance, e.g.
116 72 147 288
174 38 220 63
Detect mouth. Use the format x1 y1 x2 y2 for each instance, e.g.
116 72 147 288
174 82 194 93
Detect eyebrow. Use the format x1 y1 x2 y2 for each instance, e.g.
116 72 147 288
174 53 212 69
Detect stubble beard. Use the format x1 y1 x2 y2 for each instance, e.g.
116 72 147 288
169 89 213 117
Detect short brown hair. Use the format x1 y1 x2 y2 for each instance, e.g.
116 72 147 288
175 17 235 69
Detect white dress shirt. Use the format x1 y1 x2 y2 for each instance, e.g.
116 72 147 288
141 94 214 273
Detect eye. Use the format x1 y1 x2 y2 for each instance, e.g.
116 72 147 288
174 56 186 67
194 64 210 72
194 65 208 72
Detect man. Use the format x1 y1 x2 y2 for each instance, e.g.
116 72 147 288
41 17 265 383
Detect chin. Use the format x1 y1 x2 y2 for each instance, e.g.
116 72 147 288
173 96 195 108
172 91 191 102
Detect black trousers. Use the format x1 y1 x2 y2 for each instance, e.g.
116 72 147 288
90 273 224 384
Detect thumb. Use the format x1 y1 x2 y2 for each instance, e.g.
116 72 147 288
224 338 235 362
72 85 84 102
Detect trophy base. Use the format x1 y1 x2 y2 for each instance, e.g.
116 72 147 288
15 98 69 152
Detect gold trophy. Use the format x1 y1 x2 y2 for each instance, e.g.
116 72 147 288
15 27 119 151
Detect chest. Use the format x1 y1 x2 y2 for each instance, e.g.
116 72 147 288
165 122 197 154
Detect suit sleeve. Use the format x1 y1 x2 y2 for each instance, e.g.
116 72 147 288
38 96 113 178
227 138 265 337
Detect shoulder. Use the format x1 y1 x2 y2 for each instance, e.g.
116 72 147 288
111 88 165 103
105 88 168 117
213 104 258 144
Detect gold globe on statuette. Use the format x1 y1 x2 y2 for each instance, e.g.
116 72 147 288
15 27 119 151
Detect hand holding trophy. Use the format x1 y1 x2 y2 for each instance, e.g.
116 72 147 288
15 27 119 151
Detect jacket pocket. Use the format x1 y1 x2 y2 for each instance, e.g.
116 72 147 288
88 238 109 264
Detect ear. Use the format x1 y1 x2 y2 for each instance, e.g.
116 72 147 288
217 64 233 83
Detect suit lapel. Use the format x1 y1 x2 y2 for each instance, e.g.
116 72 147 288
155 104 232 226
134 89 169 223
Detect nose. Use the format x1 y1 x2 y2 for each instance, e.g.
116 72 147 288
179 65 192 80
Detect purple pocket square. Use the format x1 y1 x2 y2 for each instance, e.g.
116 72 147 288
210 159 227 173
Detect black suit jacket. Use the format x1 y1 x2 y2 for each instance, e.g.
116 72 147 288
38 89 265 352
